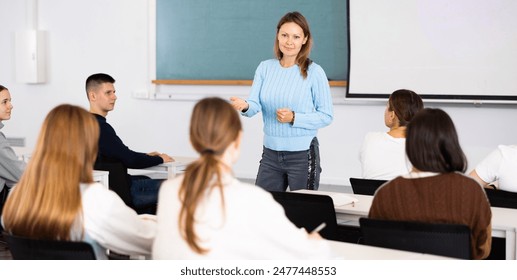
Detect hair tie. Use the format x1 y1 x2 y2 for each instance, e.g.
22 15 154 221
201 149 215 155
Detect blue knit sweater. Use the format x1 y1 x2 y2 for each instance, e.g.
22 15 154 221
243 59 333 151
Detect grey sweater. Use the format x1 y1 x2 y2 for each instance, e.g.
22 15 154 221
0 122 26 192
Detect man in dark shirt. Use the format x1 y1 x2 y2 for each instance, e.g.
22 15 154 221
86 73 173 212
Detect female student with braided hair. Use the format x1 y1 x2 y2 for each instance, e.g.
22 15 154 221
153 97 332 259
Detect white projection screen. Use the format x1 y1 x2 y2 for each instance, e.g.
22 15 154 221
347 0 517 102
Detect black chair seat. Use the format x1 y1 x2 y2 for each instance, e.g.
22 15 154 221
349 178 387 196
3 233 97 260
270 191 339 241
484 188 517 209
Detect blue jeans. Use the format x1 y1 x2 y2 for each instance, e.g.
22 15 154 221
255 137 321 192
130 176 164 208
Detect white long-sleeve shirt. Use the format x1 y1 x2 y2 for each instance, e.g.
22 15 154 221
81 183 156 259
153 175 333 259
474 145 517 192
359 132 411 180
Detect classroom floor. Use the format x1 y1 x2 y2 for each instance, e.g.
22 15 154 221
0 182 350 260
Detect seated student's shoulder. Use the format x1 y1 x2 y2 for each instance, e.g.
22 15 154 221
363 131 384 141
372 175 404 194
159 175 183 195
82 182 129 211
450 172 482 184
363 131 402 145
449 172 487 193
83 182 114 197
499 144 517 157
225 178 276 202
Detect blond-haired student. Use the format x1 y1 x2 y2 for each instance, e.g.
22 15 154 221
2 104 156 259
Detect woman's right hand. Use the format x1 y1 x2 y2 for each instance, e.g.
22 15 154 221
230 97 249 112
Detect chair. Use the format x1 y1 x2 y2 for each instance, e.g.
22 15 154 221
94 160 134 208
359 218 471 259
270 191 339 241
481 188 517 259
0 186 8 229
349 178 387 195
94 160 157 214
484 188 517 209
3 233 96 260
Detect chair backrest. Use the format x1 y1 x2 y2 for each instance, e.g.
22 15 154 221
270 191 339 241
484 188 517 209
359 218 471 259
349 178 387 195
94 160 133 207
0 186 9 229
3 233 97 260
95 160 157 215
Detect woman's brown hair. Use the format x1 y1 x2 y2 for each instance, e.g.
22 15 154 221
3 104 99 240
274 11 313 79
406 108 467 173
388 89 424 127
179 97 242 254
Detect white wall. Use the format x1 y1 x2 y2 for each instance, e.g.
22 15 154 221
1 0 516 186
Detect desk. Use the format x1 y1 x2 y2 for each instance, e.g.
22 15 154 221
93 170 109 188
17 150 110 189
327 240 454 260
128 156 196 179
332 194 517 260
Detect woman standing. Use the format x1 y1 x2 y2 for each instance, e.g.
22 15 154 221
230 11 333 192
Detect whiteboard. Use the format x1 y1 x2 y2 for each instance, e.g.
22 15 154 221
347 0 517 102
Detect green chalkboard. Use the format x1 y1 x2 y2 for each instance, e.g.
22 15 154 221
156 0 348 81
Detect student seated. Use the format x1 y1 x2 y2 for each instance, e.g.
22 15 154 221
153 97 332 259
470 145 517 192
86 73 173 213
0 85 26 222
1 104 156 259
368 108 492 260
359 89 423 180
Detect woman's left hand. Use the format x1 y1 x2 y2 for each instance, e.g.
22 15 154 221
276 108 294 123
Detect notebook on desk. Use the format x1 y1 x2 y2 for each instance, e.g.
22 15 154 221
292 189 359 207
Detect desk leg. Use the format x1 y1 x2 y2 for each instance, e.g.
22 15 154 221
507 230 516 260
169 166 186 179
102 175 109 189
